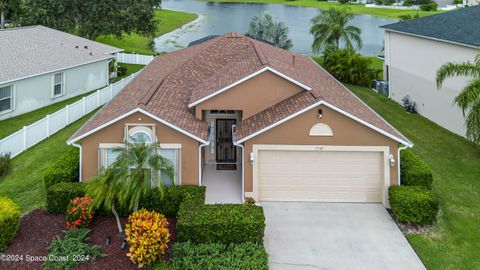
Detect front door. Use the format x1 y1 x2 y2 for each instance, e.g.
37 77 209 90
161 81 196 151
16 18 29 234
216 119 236 163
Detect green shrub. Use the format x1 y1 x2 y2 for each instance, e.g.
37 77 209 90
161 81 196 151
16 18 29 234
47 182 85 214
401 149 433 189
389 185 439 224
44 228 105 270
420 2 438 11
0 153 12 179
402 0 415 5
44 147 79 189
172 241 268 270
177 203 265 244
139 185 206 217
0 197 20 251
117 64 128 77
320 48 379 87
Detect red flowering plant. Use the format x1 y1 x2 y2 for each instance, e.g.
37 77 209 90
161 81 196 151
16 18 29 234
66 197 94 229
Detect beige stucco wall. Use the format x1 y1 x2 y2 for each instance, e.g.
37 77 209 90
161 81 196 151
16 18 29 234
79 112 199 184
195 71 303 120
243 105 400 193
385 31 478 137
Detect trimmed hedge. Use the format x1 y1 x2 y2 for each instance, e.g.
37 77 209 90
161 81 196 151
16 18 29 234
172 241 268 270
47 182 85 214
177 203 265 244
44 147 79 189
389 185 439 224
401 149 433 189
139 185 206 217
0 197 20 251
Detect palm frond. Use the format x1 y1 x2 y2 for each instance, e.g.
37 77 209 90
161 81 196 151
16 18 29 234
436 62 480 88
453 78 480 114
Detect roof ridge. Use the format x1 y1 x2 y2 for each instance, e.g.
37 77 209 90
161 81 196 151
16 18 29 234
251 40 268 66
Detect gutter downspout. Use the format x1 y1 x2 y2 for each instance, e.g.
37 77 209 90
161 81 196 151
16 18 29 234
69 141 83 182
198 141 210 186
397 144 413 185
232 125 245 203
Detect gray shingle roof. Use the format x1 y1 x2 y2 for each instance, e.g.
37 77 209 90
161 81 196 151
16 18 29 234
381 6 480 47
0 25 122 84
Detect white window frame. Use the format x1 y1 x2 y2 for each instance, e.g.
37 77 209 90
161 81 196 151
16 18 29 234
98 143 124 169
0 84 14 114
158 144 182 186
98 143 181 185
52 72 65 98
127 125 156 143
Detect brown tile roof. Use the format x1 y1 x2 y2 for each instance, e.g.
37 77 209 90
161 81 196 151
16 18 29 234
70 33 410 145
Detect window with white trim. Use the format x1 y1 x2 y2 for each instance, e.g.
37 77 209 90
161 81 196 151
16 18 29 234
98 144 123 168
129 131 153 144
53 72 64 97
128 126 155 143
157 148 180 187
0 85 13 113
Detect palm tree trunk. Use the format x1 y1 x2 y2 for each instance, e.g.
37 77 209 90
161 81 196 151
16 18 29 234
1 11 5 29
111 201 123 233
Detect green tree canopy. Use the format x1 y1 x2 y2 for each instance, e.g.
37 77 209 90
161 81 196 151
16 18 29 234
436 54 480 145
247 12 293 50
0 0 24 28
21 0 161 40
310 7 362 53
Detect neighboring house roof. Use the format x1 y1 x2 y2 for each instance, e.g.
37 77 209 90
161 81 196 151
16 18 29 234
381 6 480 48
0 25 122 84
69 33 411 146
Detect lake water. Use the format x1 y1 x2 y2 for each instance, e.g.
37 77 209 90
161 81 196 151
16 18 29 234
155 0 396 56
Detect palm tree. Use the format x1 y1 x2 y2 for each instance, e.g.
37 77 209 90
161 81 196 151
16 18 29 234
436 54 480 144
86 140 174 233
310 7 362 53
247 12 293 50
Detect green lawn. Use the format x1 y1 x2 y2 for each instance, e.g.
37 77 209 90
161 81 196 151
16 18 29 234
0 112 96 214
96 9 198 55
113 63 145 83
347 84 480 269
201 0 444 19
0 92 95 140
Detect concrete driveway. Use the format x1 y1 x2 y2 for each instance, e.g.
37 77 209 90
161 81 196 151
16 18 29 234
261 202 426 270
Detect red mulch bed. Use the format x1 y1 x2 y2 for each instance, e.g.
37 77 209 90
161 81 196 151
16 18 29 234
1 209 176 270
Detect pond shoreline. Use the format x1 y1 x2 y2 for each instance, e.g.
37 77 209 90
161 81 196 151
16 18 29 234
197 0 443 19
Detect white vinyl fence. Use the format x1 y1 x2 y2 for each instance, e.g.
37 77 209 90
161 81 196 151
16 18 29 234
0 72 140 158
116 52 155 65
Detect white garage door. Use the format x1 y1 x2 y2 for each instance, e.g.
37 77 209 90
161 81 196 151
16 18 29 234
258 149 384 203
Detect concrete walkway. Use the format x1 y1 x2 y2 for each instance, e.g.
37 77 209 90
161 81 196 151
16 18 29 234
203 164 242 204
262 202 426 270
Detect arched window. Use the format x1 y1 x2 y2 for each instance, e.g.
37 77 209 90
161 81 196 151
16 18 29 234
309 123 333 136
128 126 154 143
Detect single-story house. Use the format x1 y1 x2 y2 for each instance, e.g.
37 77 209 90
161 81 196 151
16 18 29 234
68 33 412 205
0 25 122 120
381 6 480 137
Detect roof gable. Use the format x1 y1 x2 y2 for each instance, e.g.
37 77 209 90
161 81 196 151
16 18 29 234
188 66 311 108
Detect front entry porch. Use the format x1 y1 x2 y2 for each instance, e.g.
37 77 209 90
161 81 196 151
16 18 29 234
203 164 242 204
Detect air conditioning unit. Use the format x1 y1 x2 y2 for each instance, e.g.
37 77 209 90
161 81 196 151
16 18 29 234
372 80 389 97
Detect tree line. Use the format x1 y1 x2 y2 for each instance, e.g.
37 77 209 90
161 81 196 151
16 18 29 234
0 0 161 40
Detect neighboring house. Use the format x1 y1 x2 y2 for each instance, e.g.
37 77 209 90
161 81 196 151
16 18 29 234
0 25 122 120
381 6 480 137
68 33 412 205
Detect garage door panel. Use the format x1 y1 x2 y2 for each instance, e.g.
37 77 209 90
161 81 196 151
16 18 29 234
258 149 384 203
